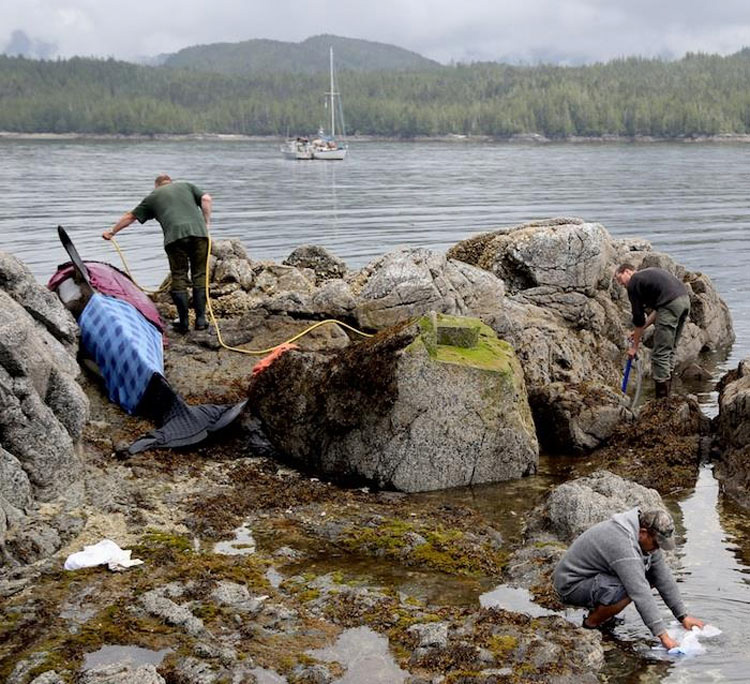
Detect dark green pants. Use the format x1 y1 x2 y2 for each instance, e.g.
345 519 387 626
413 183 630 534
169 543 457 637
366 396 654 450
652 294 691 382
165 236 209 293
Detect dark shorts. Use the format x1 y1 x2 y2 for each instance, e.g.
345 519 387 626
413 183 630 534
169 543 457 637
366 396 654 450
560 573 628 610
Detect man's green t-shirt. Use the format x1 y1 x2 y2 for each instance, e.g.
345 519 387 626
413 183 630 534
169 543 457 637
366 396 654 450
131 181 208 246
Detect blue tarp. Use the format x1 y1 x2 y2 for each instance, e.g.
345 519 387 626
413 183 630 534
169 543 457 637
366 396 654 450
79 293 164 414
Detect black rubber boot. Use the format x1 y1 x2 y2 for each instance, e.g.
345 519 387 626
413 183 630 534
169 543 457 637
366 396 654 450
170 290 190 334
654 380 669 398
192 288 208 330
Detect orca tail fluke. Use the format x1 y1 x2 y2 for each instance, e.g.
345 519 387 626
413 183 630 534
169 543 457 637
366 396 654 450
127 374 247 454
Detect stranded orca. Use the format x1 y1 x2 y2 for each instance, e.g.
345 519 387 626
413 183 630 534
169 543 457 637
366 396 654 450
48 226 246 455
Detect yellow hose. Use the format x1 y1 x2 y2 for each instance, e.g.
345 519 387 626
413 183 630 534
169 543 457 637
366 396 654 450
111 233 373 355
111 237 169 296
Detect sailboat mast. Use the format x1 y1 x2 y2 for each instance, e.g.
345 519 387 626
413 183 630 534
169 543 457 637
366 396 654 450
329 46 336 138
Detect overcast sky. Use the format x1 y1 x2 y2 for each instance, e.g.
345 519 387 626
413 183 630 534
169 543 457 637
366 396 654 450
4 0 750 65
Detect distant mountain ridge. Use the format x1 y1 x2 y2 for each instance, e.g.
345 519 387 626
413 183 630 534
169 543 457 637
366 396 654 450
162 34 440 74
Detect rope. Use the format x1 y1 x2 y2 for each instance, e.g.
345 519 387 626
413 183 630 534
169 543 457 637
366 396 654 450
111 237 170 296
110 233 373 355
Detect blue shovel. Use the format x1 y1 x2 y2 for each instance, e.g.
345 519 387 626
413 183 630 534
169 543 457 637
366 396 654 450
621 357 633 393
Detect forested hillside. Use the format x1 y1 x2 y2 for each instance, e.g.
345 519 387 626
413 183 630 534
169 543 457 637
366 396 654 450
3 50 750 137
163 34 440 74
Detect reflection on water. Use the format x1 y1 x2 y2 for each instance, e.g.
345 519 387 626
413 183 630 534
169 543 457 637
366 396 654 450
213 523 257 556
662 466 750 682
307 626 409 683
83 644 171 670
479 584 559 617
596 466 750 683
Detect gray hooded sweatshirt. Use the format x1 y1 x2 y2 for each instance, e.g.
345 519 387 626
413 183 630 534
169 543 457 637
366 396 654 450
553 508 687 636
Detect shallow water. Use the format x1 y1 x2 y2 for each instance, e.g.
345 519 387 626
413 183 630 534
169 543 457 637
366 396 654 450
213 523 257 556
82 644 171 670
307 626 410 683
576 465 750 682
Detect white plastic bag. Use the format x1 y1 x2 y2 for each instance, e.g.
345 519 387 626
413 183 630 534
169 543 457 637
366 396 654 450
668 630 705 656
665 624 722 657
64 539 144 571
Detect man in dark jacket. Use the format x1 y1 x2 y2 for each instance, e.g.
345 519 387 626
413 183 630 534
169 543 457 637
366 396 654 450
614 264 691 397
553 508 704 650
103 174 212 333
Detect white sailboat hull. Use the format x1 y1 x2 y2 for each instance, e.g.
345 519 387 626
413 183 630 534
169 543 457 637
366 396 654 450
280 140 313 160
312 146 347 160
281 46 348 161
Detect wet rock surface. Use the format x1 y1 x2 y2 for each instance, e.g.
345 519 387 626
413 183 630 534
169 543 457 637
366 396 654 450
0 433 606 683
449 217 733 452
0 252 89 565
715 358 750 509
247 313 538 492
0 223 735 683
531 381 634 453
587 396 710 494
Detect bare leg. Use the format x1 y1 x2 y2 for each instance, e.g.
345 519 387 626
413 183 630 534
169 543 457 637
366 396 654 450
584 597 632 627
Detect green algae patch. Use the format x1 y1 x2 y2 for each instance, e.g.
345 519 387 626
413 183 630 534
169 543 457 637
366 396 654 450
407 313 516 375
13 599 179 684
488 633 519 658
340 517 507 577
132 529 193 566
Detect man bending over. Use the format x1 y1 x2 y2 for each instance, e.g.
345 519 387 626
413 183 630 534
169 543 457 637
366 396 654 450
554 508 703 650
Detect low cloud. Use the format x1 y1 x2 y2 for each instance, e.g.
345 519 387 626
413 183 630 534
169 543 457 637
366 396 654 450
1 0 750 65
4 29 57 59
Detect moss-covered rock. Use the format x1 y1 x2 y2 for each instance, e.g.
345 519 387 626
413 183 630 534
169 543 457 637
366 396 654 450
248 312 538 492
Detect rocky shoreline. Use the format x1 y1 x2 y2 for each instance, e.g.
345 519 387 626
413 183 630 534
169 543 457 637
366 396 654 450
1 217 748 683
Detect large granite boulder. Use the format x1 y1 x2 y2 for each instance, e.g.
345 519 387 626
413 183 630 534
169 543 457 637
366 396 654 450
448 218 734 453
535 470 666 542
458 217 613 295
451 218 733 380
531 382 634 453
351 247 505 330
0 252 88 563
0 251 78 345
246 313 538 492
715 359 750 508
283 244 348 283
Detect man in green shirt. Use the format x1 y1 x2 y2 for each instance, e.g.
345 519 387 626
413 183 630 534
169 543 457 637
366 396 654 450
103 174 212 333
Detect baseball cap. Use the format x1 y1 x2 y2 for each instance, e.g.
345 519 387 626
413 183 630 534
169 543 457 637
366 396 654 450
640 509 676 551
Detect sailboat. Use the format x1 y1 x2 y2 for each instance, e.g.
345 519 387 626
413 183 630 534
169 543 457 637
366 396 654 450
280 47 348 161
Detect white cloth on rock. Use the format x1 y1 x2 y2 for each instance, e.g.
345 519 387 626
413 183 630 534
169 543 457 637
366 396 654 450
64 539 144 571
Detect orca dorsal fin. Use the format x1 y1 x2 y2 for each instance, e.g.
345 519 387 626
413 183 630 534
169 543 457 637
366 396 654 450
57 225 94 292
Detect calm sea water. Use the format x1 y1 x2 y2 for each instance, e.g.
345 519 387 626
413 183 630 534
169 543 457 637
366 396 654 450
2 139 750 681
1 138 747 363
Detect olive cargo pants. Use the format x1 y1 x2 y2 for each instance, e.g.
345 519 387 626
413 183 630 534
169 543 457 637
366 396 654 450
651 294 691 382
165 236 209 293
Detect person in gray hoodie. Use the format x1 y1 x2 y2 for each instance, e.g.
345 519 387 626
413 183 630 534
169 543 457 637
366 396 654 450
553 508 704 650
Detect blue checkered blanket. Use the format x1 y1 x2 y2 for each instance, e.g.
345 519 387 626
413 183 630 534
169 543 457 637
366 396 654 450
79 293 164 414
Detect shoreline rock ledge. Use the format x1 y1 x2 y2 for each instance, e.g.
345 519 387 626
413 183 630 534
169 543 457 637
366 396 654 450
247 312 538 492
0 252 89 565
